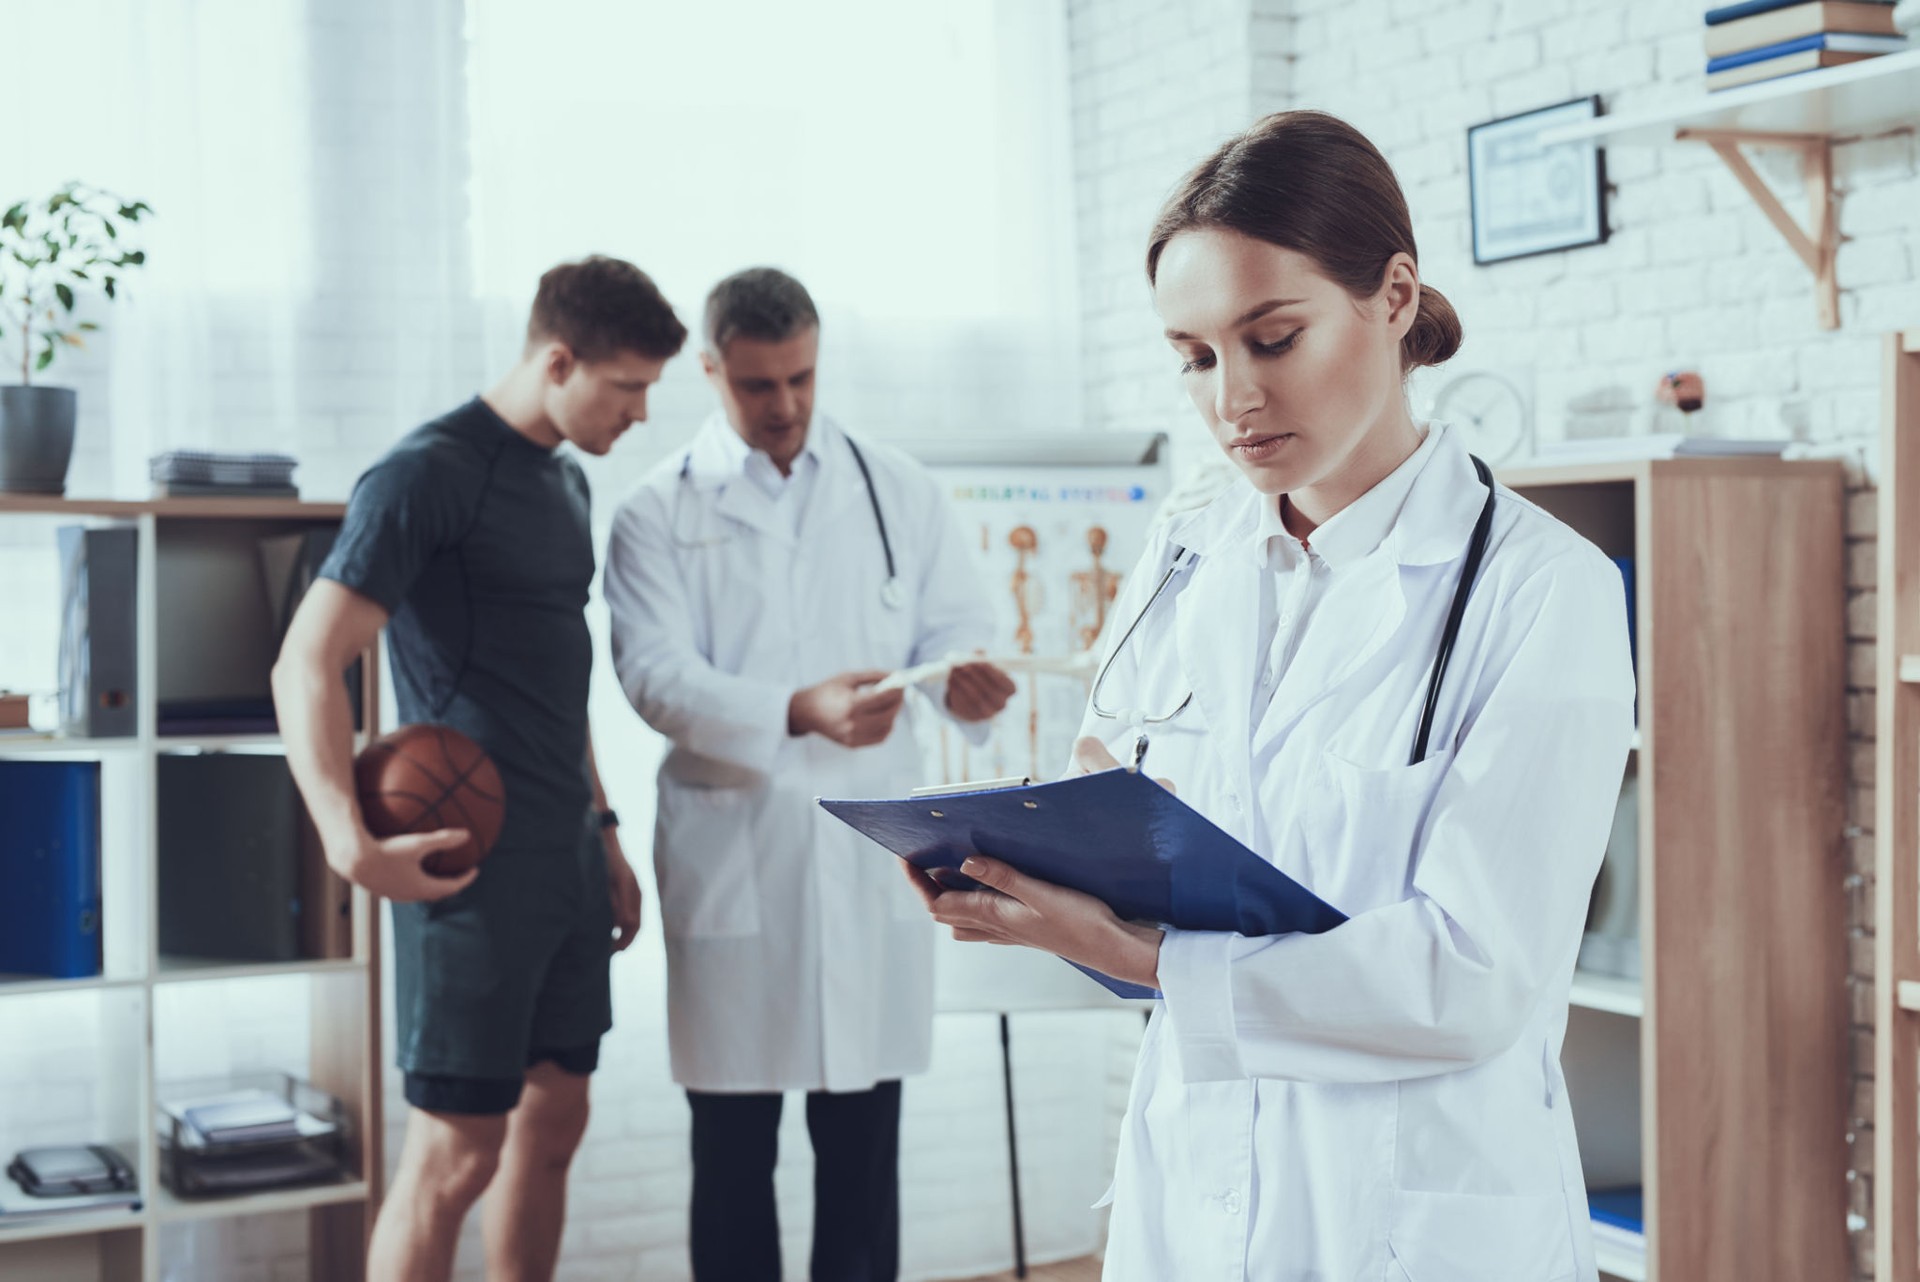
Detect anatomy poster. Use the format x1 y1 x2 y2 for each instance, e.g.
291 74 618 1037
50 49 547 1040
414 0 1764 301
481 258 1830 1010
913 446 1169 787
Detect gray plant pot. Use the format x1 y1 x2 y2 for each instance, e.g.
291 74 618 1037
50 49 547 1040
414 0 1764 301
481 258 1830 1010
0 386 78 495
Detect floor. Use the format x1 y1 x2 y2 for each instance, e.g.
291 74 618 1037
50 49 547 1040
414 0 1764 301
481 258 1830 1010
958 1258 1103 1282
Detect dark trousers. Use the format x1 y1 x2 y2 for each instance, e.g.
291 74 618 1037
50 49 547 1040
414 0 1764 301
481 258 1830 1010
687 1080 902 1282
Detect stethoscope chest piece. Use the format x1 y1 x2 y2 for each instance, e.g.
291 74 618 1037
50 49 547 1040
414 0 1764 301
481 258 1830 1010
880 579 905 611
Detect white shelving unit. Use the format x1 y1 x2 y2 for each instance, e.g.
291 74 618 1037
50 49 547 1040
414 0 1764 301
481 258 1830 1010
1571 971 1645 1020
0 497 382 1282
1541 50 1920 330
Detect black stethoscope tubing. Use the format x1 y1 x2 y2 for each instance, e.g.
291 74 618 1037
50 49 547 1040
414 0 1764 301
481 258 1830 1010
1089 454 1496 767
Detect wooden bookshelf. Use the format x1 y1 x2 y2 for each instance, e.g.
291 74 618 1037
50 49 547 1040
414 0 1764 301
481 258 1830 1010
0 499 381 1282
1499 455 1850 1282
1878 328 1920 1282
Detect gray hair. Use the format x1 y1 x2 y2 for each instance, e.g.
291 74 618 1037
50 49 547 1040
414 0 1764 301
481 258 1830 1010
704 267 819 354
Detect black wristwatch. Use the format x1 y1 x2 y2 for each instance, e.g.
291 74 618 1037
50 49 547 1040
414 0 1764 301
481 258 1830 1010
597 809 620 831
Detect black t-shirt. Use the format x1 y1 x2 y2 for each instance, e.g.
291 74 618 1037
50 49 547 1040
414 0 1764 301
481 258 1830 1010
320 397 595 855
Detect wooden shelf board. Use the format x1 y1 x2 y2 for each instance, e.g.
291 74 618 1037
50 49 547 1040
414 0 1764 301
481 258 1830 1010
1540 49 1920 147
0 1204 144 1246
0 974 145 1000
0 495 346 519
151 1178 367 1224
1571 971 1645 1018
1595 1239 1648 1282
153 957 365 985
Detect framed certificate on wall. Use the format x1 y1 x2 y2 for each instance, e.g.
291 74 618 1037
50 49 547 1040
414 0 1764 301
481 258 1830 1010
1467 95 1608 265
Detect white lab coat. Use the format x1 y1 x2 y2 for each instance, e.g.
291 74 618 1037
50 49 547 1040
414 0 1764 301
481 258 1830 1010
605 413 995 1093
1087 423 1634 1282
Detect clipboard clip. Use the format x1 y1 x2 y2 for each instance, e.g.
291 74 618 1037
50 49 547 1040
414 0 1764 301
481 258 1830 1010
909 775 1033 799
1128 733 1150 773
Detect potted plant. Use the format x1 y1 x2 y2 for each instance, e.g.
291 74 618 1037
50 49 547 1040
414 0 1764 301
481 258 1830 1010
0 183 151 495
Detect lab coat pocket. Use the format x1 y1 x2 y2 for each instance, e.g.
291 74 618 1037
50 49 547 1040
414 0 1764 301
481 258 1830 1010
1386 1189 1577 1282
1298 749 1454 912
654 781 763 939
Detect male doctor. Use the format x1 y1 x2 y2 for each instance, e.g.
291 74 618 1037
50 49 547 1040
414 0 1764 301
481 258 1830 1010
605 267 1014 1282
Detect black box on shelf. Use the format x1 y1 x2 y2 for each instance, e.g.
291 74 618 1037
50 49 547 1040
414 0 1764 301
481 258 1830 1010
155 522 362 736
157 754 343 964
157 1072 347 1198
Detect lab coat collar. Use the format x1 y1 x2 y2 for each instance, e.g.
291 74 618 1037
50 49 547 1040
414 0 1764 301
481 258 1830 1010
684 412 794 543
1255 422 1443 572
681 411 869 546
1382 421 1491 568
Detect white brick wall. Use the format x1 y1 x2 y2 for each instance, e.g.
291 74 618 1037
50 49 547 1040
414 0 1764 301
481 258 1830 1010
1064 3 1920 1278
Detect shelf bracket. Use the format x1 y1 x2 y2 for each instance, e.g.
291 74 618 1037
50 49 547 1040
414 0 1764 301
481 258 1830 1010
1675 128 1837 330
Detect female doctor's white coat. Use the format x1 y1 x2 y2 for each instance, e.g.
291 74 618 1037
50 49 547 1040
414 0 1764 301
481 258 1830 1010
1087 422 1634 1282
604 413 995 1094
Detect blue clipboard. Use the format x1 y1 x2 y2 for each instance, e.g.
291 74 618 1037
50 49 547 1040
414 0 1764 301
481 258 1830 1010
819 768 1346 998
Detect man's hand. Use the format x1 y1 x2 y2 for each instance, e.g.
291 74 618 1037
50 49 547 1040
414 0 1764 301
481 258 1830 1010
944 661 1016 723
326 827 478 902
789 670 906 748
606 829 643 952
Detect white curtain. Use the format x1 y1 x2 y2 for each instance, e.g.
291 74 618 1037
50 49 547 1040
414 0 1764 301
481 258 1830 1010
0 0 479 501
465 0 1083 489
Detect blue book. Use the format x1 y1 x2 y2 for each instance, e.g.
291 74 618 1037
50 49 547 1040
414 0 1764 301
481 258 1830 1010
1705 0 1889 24
0 761 103 979
1589 1187 1645 1233
1706 31 1906 68
821 767 1347 998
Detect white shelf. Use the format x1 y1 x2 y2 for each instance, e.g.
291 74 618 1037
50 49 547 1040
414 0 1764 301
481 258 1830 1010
0 974 146 1000
150 1178 367 1225
1542 48 1920 146
1595 1238 1648 1281
154 734 285 754
0 733 142 757
153 957 364 985
1571 971 1644 1018
0 1204 144 1246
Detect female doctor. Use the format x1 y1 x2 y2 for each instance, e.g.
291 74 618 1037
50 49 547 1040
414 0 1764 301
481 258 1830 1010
906 111 1635 1282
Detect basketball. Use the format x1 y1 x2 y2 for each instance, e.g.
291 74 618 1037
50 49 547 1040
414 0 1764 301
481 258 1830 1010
353 724 506 877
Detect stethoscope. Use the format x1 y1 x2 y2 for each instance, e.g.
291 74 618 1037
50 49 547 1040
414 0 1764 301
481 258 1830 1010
1089 456 1497 770
673 432 905 611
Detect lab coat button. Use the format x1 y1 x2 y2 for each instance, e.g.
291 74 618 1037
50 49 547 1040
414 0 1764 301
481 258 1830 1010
1221 1189 1241 1214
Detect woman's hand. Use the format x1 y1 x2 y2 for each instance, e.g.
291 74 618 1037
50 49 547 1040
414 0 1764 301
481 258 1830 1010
1072 735 1177 794
902 855 1165 990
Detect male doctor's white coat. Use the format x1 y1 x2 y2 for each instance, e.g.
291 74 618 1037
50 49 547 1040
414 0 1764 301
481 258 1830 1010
1084 422 1634 1282
605 412 995 1094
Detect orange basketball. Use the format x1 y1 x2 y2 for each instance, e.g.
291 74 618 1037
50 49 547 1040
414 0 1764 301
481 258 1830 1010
353 724 505 877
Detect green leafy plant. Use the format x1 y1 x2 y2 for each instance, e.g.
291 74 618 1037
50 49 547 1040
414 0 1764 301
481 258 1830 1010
0 182 152 385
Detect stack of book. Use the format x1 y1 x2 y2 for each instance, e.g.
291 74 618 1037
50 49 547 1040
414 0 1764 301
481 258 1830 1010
1704 0 1907 90
149 449 299 499
1590 1187 1646 1269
